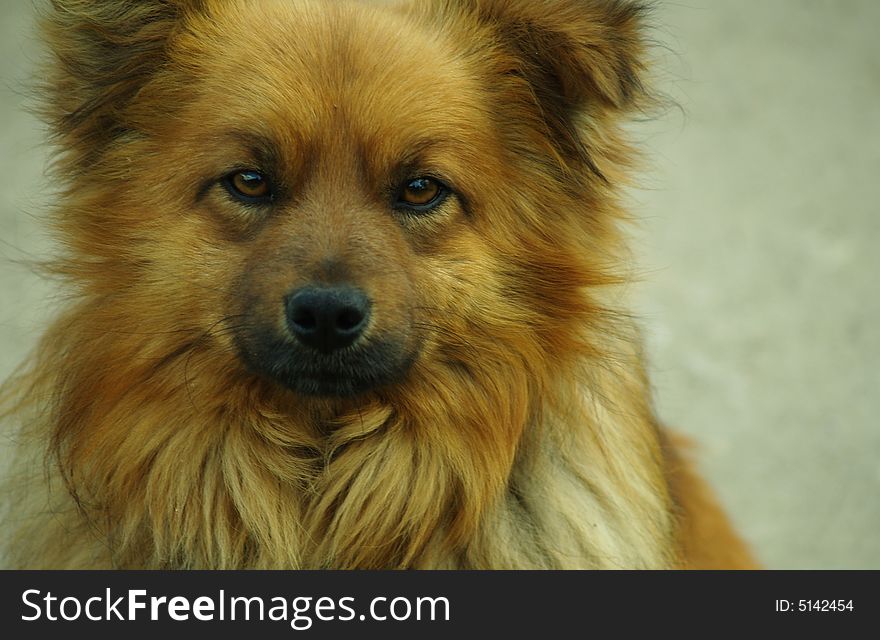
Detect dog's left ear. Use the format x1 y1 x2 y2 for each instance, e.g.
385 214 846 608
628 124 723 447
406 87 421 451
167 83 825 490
454 0 649 112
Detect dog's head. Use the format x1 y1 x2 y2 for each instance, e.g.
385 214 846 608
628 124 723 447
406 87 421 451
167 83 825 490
32 0 659 568
44 0 646 402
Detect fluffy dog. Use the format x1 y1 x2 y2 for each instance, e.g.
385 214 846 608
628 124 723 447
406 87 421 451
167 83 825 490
2 0 754 569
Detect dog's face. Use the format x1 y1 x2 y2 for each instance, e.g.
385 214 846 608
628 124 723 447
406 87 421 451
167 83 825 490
166 2 504 397
47 0 646 403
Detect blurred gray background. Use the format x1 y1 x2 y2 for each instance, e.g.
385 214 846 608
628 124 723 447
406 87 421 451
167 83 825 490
1 1 878 568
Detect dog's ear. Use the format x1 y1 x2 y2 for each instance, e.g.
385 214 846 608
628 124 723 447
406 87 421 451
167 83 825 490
433 0 650 176
460 0 649 111
40 0 198 166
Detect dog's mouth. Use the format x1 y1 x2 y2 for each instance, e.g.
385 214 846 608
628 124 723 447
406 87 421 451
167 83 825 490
235 330 417 397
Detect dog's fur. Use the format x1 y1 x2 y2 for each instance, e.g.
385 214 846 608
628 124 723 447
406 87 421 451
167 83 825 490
1 0 755 569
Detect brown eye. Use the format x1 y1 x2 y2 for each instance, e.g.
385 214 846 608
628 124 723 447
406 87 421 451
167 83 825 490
397 177 446 210
223 170 272 203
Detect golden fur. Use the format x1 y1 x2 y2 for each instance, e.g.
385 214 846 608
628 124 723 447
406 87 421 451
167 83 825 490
1 0 755 569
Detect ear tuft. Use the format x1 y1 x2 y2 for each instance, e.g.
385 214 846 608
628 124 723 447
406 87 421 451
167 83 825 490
434 0 651 178
467 0 649 112
39 0 197 168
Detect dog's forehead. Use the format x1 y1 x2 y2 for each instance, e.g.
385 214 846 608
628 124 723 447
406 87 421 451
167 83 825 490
177 0 487 156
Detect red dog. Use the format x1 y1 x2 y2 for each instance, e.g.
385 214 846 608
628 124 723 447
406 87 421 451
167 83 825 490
3 0 754 569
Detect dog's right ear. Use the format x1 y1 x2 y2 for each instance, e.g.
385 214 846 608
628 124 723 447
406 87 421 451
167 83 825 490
454 0 649 112
40 0 198 167
425 0 650 175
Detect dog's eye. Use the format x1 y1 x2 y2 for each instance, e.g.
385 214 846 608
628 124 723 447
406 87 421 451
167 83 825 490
222 170 273 204
395 177 447 211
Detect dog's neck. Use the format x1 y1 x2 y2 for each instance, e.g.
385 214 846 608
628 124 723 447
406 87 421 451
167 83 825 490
8 308 674 569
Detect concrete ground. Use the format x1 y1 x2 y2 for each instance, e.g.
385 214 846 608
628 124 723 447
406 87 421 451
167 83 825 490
1 1 878 569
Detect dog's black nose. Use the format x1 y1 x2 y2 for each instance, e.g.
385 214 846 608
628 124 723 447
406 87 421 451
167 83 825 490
285 286 371 353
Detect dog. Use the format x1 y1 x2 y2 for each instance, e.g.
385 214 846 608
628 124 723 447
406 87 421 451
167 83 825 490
1 0 755 569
